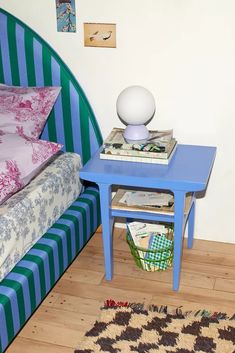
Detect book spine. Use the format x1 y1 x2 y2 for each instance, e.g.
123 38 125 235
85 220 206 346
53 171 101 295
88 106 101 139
100 152 170 164
103 139 177 159
103 148 169 159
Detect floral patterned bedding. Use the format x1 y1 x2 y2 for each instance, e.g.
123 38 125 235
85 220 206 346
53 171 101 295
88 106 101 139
0 152 82 281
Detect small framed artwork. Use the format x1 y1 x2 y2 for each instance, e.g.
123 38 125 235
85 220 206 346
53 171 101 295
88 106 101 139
84 23 116 48
56 0 76 32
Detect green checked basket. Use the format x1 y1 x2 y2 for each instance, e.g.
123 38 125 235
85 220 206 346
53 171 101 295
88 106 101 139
126 227 174 272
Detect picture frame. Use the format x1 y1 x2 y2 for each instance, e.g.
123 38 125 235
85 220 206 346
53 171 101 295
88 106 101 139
56 0 76 32
84 23 116 48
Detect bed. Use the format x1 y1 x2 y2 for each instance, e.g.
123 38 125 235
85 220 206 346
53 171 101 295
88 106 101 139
0 8 103 353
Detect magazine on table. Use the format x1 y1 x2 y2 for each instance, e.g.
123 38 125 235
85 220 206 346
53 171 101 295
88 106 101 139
100 127 177 164
100 143 177 164
103 127 174 150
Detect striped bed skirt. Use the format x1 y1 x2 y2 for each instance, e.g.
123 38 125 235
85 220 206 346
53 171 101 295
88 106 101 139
0 185 100 353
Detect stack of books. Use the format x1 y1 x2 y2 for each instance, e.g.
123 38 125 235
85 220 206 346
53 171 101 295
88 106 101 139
100 127 177 164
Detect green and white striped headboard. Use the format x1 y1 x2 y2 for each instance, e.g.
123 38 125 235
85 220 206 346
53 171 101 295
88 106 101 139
0 9 103 164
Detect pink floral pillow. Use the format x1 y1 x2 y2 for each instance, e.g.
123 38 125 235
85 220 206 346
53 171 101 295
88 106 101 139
0 84 61 138
0 132 62 204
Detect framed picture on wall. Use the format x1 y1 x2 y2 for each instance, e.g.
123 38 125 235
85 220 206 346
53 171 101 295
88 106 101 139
56 0 76 32
84 23 116 48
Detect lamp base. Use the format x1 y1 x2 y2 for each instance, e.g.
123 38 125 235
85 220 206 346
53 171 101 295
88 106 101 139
123 124 150 144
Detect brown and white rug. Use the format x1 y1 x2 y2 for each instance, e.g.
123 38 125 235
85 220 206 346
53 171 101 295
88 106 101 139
75 299 235 353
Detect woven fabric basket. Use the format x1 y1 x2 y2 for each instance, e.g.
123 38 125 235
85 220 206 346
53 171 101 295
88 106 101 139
126 228 174 272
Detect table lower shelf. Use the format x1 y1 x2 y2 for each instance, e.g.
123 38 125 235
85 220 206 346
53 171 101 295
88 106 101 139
112 188 193 216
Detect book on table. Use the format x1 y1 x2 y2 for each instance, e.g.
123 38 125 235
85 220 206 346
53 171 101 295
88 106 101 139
100 127 177 164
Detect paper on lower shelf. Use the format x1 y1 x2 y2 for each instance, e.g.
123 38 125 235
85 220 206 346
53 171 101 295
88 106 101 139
120 191 173 207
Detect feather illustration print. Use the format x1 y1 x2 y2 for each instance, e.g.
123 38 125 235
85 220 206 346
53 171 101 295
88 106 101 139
89 31 112 41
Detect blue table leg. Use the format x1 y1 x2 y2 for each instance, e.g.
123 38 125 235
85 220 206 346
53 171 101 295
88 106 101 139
188 196 196 249
173 190 185 291
99 183 114 280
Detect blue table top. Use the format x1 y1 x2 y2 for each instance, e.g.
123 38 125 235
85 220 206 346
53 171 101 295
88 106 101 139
80 144 216 192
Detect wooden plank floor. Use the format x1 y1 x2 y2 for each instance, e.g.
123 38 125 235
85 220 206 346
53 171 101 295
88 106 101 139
5 227 235 353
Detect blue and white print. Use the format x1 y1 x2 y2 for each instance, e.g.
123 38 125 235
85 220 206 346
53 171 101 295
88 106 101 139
0 152 82 281
56 0 76 32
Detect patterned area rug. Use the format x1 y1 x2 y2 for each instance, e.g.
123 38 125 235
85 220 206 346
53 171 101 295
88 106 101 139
75 300 235 353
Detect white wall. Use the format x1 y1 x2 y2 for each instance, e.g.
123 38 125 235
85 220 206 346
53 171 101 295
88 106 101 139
0 0 234 243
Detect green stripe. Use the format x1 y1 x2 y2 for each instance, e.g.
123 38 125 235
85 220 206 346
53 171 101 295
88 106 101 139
12 267 36 312
69 205 87 245
79 197 94 231
0 39 4 82
24 28 36 85
33 244 55 286
79 99 91 163
43 233 64 275
1 279 25 326
52 223 72 264
7 19 20 85
42 48 57 141
0 294 14 342
89 114 103 148
61 72 74 151
85 189 101 225
61 214 80 253
24 254 46 299
0 9 103 164
84 189 99 197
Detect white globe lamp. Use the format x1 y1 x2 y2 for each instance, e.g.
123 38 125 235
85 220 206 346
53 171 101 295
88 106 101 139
116 85 156 143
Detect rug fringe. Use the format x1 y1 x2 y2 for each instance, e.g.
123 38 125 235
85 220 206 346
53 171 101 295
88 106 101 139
103 299 235 320
104 299 129 308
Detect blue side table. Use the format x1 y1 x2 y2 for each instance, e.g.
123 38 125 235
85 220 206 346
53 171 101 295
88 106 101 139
80 144 216 291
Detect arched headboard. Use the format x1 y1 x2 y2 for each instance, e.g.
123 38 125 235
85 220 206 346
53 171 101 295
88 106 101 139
0 8 103 164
